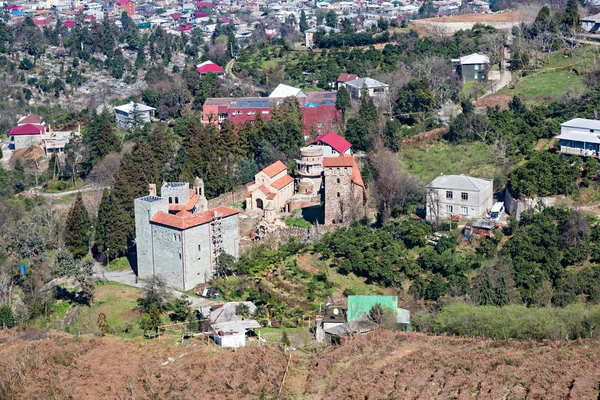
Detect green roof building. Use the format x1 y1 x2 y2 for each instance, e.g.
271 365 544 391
347 295 411 326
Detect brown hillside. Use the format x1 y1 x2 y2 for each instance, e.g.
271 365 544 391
1 330 600 399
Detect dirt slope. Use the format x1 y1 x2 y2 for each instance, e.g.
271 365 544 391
1 330 600 399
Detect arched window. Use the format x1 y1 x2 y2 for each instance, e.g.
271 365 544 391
175 197 179 204
169 197 173 203
256 198 264 209
337 178 340 184
337 192 340 198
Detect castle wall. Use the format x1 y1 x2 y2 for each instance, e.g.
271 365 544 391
182 223 212 290
324 166 353 224
161 182 190 205
134 197 169 279
150 224 185 289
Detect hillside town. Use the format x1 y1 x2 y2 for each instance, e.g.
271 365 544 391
3 0 600 397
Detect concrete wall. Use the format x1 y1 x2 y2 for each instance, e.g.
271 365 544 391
504 188 559 220
214 330 246 347
13 134 42 150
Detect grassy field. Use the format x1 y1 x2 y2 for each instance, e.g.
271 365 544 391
497 47 597 106
107 257 131 272
68 282 144 338
399 140 500 183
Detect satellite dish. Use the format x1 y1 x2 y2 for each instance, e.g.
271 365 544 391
333 308 339 315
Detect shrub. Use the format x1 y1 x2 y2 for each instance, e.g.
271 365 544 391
0 306 15 329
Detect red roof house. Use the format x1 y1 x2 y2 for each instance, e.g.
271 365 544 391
196 61 225 75
309 132 352 156
10 124 46 136
63 20 76 29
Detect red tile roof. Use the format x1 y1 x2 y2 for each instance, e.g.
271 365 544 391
196 62 225 74
257 185 270 195
271 174 294 190
17 114 43 125
168 189 200 212
9 124 45 136
63 20 75 28
337 73 358 82
323 155 364 188
170 12 183 19
261 160 287 178
266 193 276 200
151 206 240 230
309 132 351 154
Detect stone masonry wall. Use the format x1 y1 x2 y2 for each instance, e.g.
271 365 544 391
207 185 250 209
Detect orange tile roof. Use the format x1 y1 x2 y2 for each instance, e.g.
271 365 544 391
266 193 276 200
168 189 200 212
261 160 287 177
271 174 294 190
257 185 271 195
151 206 241 230
323 155 364 188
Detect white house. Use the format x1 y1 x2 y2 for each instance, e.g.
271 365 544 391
342 77 390 99
114 102 156 128
582 13 600 32
426 174 494 222
200 301 261 348
451 53 490 81
556 118 600 158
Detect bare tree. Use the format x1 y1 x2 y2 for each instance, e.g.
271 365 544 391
426 186 441 229
86 152 123 187
495 136 508 163
370 143 421 224
478 32 507 65
372 65 409 116
0 270 14 306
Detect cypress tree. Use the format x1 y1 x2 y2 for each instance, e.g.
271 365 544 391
299 10 309 33
65 193 91 259
336 85 351 121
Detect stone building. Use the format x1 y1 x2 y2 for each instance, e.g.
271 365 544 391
323 155 367 225
296 146 324 195
134 178 240 291
245 160 295 214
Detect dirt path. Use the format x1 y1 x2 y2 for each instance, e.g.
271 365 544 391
27 185 110 198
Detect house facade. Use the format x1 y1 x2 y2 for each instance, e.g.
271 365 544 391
426 174 494 222
309 131 352 157
452 53 490 81
9 123 46 150
556 118 600 158
134 179 240 291
114 102 156 128
342 77 390 99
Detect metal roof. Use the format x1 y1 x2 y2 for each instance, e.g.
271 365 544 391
269 83 307 98
347 295 398 322
427 174 492 192
343 77 389 89
113 102 156 113
560 118 600 131
458 53 490 65
556 131 600 144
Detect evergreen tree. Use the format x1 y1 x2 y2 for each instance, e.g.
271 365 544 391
111 47 125 79
76 258 96 305
84 108 121 166
135 45 145 69
325 10 337 28
65 193 91 259
563 0 580 29
299 10 309 33
335 85 351 120
95 189 112 254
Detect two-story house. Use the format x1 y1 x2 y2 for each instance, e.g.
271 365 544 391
426 174 493 222
452 53 490 82
556 118 600 158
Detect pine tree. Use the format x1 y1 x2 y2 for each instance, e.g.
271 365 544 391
76 258 96 305
335 85 351 121
85 108 121 166
96 189 112 253
299 10 309 33
65 193 91 259
564 0 580 29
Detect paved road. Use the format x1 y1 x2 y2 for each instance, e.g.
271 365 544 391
93 263 222 309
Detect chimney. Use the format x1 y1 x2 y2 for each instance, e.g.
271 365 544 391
148 183 157 196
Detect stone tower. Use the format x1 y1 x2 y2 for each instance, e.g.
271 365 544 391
296 146 323 195
134 195 169 278
161 182 190 206
323 164 353 225
193 176 208 212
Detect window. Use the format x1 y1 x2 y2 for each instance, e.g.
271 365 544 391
446 205 453 214
461 192 468 201
198 244 201 251
461 206 468 215
169 197 173 203
446 191 453 199
337 178 340 183
474 64 480 71
337 192 340 197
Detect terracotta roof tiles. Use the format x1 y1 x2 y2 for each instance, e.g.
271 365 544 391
271 174 294 190
168 189 200 212
261 160 287 178
151 206 240 230
323 155 364 188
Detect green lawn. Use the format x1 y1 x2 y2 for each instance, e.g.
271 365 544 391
107 257 131 272
498 47 596 105
399 140 500 183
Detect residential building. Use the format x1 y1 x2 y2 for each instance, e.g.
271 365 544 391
134 178 240 291
196 60 225 76
336 73 359 89
452 53 490 81
114 102 156 129
9 123 46 150
304 25 340 48
245 160 295 218
323 154 367 225
17 114 44 126
115 0 135 16
342 77 390 99
199 301 261 347
309 131 352 157
582 13 600 32
556 118 600 158
426 174 494 222
347 295 410 328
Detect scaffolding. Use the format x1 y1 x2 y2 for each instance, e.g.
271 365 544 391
211 211 223 270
